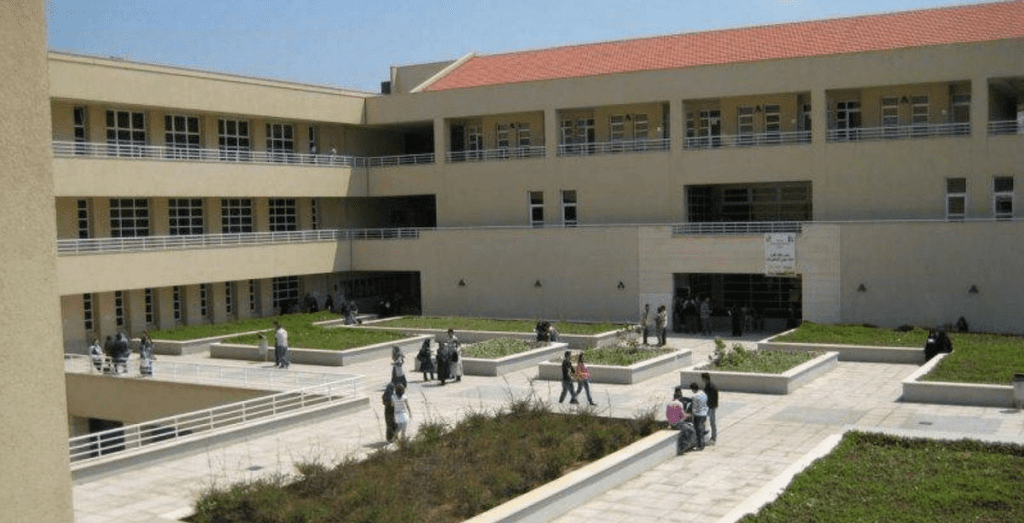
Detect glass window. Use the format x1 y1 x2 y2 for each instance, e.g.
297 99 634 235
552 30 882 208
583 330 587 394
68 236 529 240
562 190 577 227
946 178 967 221
218 118 250 161
529 191 544 228
994 176 1014 220
221 198 253 233
169 198 204 235
109 198 149 237
268 198 297 232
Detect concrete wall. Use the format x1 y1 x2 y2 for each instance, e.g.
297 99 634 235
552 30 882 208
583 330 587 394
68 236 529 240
0 2 75 520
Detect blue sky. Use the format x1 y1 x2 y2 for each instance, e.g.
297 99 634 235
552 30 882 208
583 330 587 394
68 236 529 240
47 0 982 93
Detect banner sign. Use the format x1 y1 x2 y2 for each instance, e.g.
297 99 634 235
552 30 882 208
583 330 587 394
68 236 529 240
764 233 797 276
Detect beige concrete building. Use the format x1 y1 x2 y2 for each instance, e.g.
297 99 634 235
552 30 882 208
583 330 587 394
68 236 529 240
48 0 1024 361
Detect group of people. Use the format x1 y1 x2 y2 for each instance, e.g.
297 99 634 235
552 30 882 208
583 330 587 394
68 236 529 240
665 372 719 453
88 331 155 376
640 304 669 346
535 320 559 344
558 350 597 406
414 329 463 385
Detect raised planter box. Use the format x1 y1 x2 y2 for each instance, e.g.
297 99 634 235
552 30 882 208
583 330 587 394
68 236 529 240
758 339 923 364
152 329 269 356
355 318 622 349
538 350 693 385
679 351 839 394
455 342 569 377
209 335 431 366
901 352 1014 408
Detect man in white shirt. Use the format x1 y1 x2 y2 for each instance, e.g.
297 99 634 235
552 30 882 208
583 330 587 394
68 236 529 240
688 382 708 450
274 321 290 369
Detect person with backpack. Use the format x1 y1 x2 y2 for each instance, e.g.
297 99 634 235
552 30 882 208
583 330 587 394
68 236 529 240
416 338 435 381
382 382 396 442
446 329 462 382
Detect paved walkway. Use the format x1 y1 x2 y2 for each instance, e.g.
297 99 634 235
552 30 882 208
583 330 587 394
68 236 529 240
71 333 1024 523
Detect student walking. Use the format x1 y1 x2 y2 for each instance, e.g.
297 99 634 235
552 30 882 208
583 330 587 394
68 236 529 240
391 384 412 441
702 372 719 444
689 382 708 450
574 353 597 406
558 351 579 404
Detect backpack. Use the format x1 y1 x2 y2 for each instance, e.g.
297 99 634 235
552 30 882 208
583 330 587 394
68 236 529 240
451 350 459 362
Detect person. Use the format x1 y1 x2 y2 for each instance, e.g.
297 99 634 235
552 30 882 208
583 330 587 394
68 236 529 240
112 332 131 374
274 321 290 369
730 304 743 337
640 304 651 345
558 351 579 404
323 294 335 313
688 382 708 451
446 329 463 382
88 338 104 371
574 353 597 406
416 338 435 381
382 382 396 442
535 320 550 343
684 296 698 334
701 372 718 445
700 296 712 336
391 383 412 441
547 324 559 343
436 335 451 385
656 305 668 346
391 346 407 388
667 386 696 454
138 332 155 376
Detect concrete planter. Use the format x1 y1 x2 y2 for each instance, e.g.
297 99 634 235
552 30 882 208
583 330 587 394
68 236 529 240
901 352 1015 408
152 329 270 356
210 335 432 366
680 351 839 394
355 318 622 349
459 342 568 377
759 339 923 364
538 350 693 385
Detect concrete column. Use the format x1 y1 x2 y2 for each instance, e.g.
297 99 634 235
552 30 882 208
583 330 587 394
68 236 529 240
150 198 168 236
811 88 828 146
207 198 222 234
259 279 275 317
254 198 269 232
95 291 118 339
212 281 229 324
433 117 446 162
669 99 684 153
156 286 177 330
544 108 558 158
93 197 111 238
149 110 165 147
126 288 148 336
204 115 219 149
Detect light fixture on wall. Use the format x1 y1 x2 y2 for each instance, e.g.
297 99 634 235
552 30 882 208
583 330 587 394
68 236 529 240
900 95 909 104
617 281 625 290
755 105 763 113
857 283 867 293
534 280 542 288
968 284 980 294
458 279 466 287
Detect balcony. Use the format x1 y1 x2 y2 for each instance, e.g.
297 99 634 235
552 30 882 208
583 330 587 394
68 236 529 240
557 138 669 157
53 141 434 168
446 146 545 162
57 228 424 256
672 221 804 236
826 122 969 142
988 120 1024 136
683 131 810 150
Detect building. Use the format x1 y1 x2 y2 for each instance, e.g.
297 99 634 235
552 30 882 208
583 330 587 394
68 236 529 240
52 0 1024 359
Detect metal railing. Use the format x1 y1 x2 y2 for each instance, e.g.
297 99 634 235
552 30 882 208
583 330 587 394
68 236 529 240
672 221 804 235
359 152 435 166
826 122 970 142
447 146 546 162
557 138 670 156
52 140 363 167
683 131 811 149
57 228 424 255
988 120 1024 135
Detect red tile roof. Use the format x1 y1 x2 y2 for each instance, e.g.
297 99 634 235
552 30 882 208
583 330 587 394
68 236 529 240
423 1 1024 92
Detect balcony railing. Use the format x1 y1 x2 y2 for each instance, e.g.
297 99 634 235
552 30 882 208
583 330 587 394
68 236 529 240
52 140 363 167
672 221 804 235
826 122 969 142
683 131 811 149
57 228 424 255
359 153 435 166
557 138 670 156
988 120 1024 135
447 146 546 162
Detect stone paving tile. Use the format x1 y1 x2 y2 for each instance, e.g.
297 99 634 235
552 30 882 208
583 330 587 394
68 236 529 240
71 333 1024 522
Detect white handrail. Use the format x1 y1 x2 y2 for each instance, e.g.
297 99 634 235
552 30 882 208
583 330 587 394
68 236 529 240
988 120 1024 135
447 146 546 162
557 138 670 156
683 131 810 149
672 221 804 235
826 122 970 141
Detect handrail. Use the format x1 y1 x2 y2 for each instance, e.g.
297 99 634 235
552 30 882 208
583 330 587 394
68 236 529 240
358 152 435 166
683 131 810 149
56 228 424 255
557 138 670 156
671 221 804 235
988 120 1024 135
826 122 969 142
65 355 365 466
447 146 546 162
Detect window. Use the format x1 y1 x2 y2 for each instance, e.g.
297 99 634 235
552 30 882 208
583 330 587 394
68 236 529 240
464 123 482 159
172 286 182 323
308 125 318 155
272 276 299 311
764 104 781 143
516 123 532 148
633 114 649 140
269 198 297 232
496 123 511 150
168 198 204 235
946 178 967 221
221 198 253 233
994 176 1014 220
562 190 577 227
266 123 294 162
109 198 149 237
83 293 94 332
687 110 721 147
144 288 154 325
225 282 233 315
199 284 209 320
310 198 319 230
76 199 90 239
114 291 125 328
881 97 899 137
737 106 754 145
248 279 257 312
610 115 627 142
835 101 861 140
560 117 595 154
73 106 88 154
106 109 146 157
911 95 929 135
529 191 544 228
951 94 970 135
164 115 200 159
218 118 250 161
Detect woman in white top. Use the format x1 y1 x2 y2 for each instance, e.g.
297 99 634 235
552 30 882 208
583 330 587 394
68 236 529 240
392 383 412 440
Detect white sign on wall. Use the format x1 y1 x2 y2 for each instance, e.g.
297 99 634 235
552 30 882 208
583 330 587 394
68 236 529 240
764 233 797 276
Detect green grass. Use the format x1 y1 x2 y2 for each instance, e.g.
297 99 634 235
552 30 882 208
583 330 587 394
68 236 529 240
190 400 661 523
704 349 820 374
923 332 1024 385
224 324 408 351
772 322 929 347
148 312 343 341
370 316 623 335
462 338 541 359
583 345 675 366
739 432 1024 523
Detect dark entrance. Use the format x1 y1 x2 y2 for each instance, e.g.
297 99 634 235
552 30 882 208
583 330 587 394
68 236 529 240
674 273 801 333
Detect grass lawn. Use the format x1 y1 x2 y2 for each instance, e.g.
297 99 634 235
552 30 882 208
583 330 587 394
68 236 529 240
704 349 820 374
190 400 661 523
370 316 624 335
772 322 929 347
739 432 1024 523
583 345 675 366
462 338 544 359
924 332 1024 385
224 323 408 351
148 312 344 341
